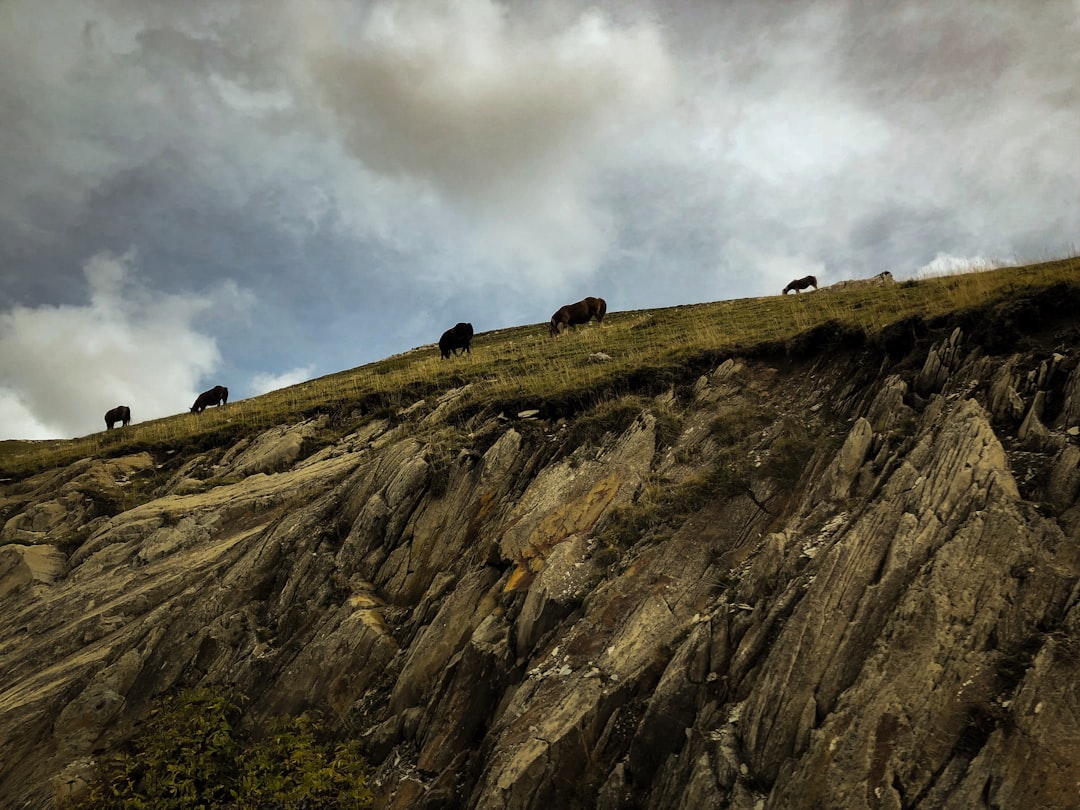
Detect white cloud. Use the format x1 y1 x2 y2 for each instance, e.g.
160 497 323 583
722 238 827 294
728 94 891 189
0 252 248 439
914 253 1006 279
1 0 1078 415
302 0 675 288
249 365 315 397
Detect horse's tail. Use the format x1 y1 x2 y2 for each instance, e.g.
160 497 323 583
595 297 607 323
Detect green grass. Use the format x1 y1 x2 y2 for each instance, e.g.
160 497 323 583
4 256 1078 478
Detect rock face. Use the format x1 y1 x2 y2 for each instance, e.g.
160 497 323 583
3 312 1080 809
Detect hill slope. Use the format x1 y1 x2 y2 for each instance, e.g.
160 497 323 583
3 260 1080 808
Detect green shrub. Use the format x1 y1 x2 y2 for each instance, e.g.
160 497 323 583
235 714 373 810
78 688 241 809
71 689 372 810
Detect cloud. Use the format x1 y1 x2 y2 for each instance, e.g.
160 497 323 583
303 0 675 287
1 1 1078 440
249 365 316 397
914 253 1006 279
722 238 827 294
0 252 250 439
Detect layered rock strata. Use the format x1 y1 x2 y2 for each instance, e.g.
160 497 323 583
2 320 1080 809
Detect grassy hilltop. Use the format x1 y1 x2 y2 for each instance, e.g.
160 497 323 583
3 256 1078 478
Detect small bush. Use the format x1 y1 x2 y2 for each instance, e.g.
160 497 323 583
563 397 649 452
758 432 817 491
598 463 746 550
78 688 242 809
708 406 773 447
235 714 373 810
72 689 372 810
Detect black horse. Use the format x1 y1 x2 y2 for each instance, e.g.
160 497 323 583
190 385 228 414
550 296 607 336
783 275 818 294
104 405 131 430
439 322 474 358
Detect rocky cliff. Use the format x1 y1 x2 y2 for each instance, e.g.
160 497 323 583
3 292 1080 809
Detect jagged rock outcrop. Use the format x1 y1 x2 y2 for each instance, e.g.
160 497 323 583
3 311 1080 809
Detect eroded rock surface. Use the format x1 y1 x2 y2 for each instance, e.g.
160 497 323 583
3 316 1080 809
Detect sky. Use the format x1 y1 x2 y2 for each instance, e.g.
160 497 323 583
1 1 1078 439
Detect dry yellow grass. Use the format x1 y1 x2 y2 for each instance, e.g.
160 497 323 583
2 256 1078 477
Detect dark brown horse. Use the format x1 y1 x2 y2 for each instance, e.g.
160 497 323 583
104 405 131 430
439 322 474 358
550 296 607 336
783 275 818 294
190 385 228 414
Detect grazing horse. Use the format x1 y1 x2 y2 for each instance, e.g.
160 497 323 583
783 275 818 294
190 385 228 414
439 322 474 358
550 296 607 336
104 405 131 430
